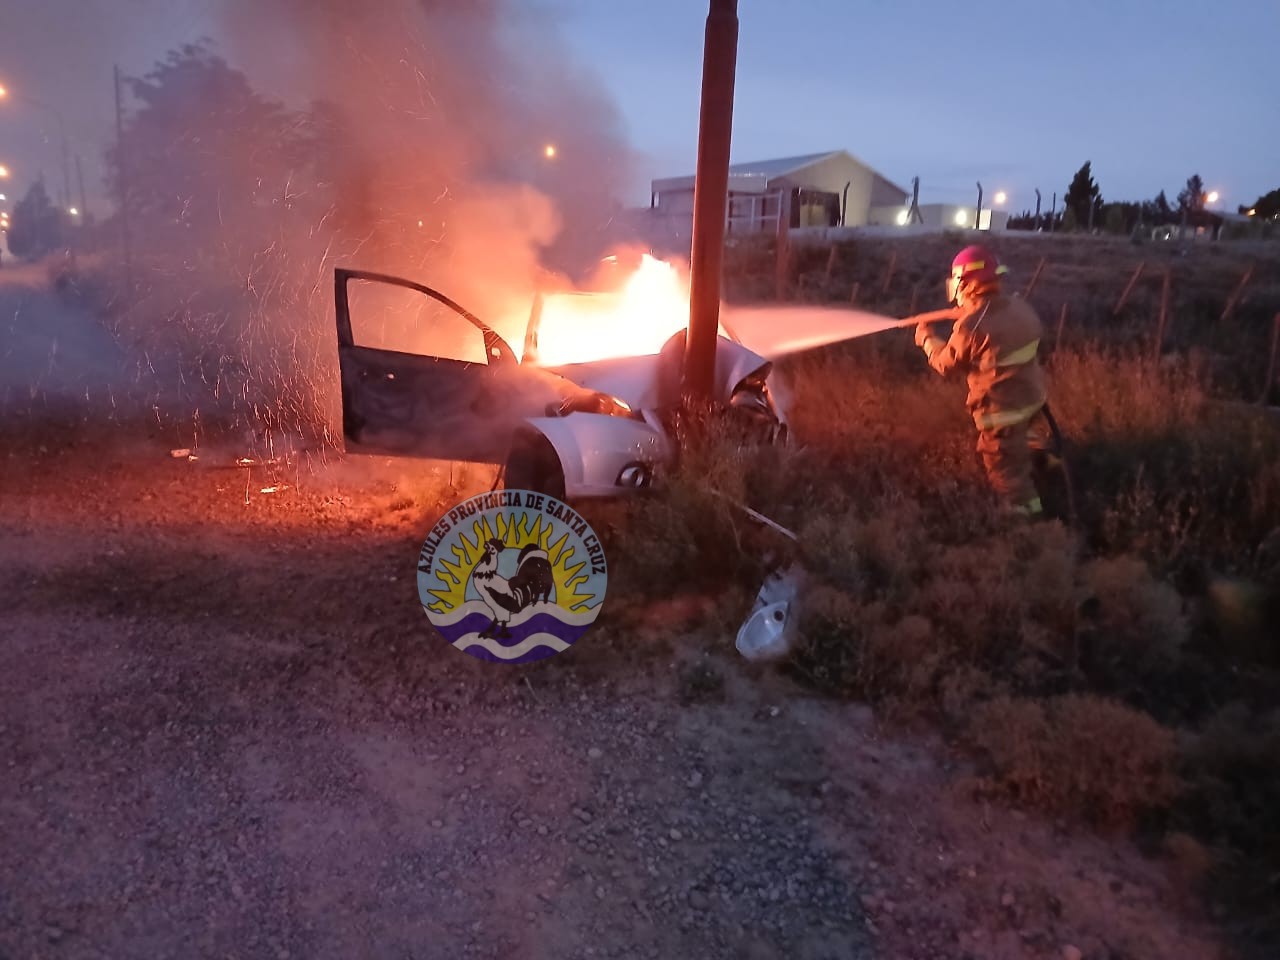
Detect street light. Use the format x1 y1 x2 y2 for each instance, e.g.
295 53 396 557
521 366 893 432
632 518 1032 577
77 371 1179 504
69 207 79 217
0 165 9 178
544 144 557 159
994 191 1007 206
1206 190 1220 205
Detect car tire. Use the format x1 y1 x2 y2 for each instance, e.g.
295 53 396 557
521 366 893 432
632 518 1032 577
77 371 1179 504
503 429 567 501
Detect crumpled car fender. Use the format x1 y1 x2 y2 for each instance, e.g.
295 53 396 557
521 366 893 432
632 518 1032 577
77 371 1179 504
519 412 673 499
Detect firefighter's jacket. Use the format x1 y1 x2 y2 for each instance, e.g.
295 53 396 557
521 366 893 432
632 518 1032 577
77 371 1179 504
921 293 1047 430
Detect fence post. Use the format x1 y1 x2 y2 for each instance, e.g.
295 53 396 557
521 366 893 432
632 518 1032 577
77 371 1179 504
1153 266 1171 363
1260 313 1280 406
1220 261 1255 324
775 189 791 301
1111 260 1145 317
1023 256 1047 299
881 250 897 296
1055 302 1068 352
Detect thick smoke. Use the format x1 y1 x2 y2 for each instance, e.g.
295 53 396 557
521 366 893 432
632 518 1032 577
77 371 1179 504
218 0 639 333
3 0 643 435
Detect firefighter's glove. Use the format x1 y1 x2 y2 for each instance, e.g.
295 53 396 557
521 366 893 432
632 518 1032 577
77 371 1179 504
914 322 934 349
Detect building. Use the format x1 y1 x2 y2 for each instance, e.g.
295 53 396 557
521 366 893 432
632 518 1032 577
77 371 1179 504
649 149 908 235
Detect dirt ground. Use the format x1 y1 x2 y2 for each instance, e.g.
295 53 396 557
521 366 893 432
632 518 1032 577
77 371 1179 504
0 426 1231 960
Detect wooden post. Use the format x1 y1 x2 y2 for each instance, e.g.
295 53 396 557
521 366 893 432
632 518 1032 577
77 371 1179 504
1023 256 1047 299
1220 261 1255 324
1153 266 1171 362
824 245 837 283
1260 313 1280 406
682 0 740 403
774 190 791 302
1055 302 1068 351
881 250 897 296
775 233 790 301
849 281 860 305
1111 261 1146 317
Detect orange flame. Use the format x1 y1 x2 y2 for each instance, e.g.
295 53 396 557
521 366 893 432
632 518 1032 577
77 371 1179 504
531 254 696 366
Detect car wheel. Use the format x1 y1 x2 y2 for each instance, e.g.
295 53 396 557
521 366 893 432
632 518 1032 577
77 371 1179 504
503 429 567 501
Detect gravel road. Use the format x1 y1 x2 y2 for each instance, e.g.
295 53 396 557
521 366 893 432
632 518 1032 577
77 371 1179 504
0 429 1226 959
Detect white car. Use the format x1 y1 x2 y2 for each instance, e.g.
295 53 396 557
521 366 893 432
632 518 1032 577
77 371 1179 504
333 265 899 501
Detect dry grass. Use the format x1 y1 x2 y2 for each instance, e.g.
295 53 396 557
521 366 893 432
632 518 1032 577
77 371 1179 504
965 694 1181 827
615 237 1280 946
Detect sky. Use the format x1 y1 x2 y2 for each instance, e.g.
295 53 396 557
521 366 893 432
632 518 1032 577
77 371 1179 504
0 0 1276 216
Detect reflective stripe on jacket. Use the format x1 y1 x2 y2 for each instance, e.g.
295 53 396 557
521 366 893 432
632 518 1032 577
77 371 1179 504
922 293 1047 430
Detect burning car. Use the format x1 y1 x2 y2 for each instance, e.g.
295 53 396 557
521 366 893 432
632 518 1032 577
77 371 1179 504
333 254 902 500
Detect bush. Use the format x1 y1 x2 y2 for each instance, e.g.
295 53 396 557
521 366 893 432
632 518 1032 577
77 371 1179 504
967 694 1181 827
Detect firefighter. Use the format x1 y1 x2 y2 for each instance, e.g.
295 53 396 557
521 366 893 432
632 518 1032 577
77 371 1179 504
913 244 1048 517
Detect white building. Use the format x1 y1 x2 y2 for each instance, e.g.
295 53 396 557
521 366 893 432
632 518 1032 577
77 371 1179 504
649 149 909 236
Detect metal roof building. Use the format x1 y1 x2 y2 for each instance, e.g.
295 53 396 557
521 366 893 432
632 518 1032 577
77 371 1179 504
650 149 909 233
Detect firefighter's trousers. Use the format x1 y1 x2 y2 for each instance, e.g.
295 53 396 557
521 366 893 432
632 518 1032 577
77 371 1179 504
976 420 1041 514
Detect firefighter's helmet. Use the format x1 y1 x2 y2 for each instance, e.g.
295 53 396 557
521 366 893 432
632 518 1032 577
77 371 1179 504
947 244 1008 304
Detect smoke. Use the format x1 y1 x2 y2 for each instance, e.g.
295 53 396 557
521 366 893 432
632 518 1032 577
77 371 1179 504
216 0 638 333
2 0 643 436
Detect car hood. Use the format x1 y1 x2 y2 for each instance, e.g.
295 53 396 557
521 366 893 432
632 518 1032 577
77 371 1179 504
541 334 772 411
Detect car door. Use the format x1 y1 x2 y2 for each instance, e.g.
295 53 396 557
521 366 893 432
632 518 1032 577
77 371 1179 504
335 268 564 464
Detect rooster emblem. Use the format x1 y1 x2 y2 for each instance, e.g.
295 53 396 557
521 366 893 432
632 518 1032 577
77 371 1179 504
469 539 555 639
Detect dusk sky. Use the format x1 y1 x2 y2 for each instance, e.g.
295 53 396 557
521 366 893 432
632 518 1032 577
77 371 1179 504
1 0 1275 215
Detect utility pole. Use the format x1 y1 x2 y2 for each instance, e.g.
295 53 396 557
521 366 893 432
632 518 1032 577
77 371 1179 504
114 65 132 291
1050 191 1057 233
1034 188 1042 231
974 181 983 231
682 0 739 406
76 154 87 220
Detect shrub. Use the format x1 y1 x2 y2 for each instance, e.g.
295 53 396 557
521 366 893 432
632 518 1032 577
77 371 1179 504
967 694 1181 827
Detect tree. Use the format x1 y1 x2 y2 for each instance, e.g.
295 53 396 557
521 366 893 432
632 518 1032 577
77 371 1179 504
6 179 67 261
1064 162 1103 231
105 41 311 248
1101 202 1141 235
1137 191 1175 228
1177 174 1205 213
1241 188 1280 220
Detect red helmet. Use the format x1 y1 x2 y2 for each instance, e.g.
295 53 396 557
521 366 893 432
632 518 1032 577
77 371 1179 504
947 244 1008 303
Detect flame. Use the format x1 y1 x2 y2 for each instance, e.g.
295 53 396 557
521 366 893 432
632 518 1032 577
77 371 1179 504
531 254 695 366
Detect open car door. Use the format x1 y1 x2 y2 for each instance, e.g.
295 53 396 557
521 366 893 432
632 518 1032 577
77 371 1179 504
335 268 565 463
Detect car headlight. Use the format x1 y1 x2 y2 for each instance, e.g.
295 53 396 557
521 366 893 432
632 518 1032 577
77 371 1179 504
616 462 653 488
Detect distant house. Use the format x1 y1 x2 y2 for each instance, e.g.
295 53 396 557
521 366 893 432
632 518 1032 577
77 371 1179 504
649 149 908 235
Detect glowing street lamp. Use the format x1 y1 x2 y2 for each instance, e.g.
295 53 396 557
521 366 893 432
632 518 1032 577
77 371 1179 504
994 190 1007 206
543 144 557 159
954 209 970 226
69 207 80 217
0 165 9 179
0 85 7 99
1206 190 1220 205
